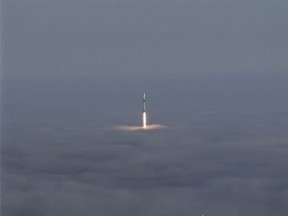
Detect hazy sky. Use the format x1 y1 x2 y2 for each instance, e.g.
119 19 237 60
2 0 288 216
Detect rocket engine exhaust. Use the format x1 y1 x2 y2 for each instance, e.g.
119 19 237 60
143 112 147 128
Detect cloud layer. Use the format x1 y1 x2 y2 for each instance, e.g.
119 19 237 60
2 122 288 216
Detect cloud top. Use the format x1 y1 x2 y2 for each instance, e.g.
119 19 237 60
113 124 168 131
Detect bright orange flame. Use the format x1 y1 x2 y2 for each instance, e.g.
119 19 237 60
143 112 147 129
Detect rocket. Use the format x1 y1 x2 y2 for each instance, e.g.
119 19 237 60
143 93 146 112
142 93 147 128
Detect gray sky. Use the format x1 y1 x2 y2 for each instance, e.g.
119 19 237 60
2 0 288 216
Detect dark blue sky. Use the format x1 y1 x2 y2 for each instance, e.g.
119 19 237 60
2 1 288 215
